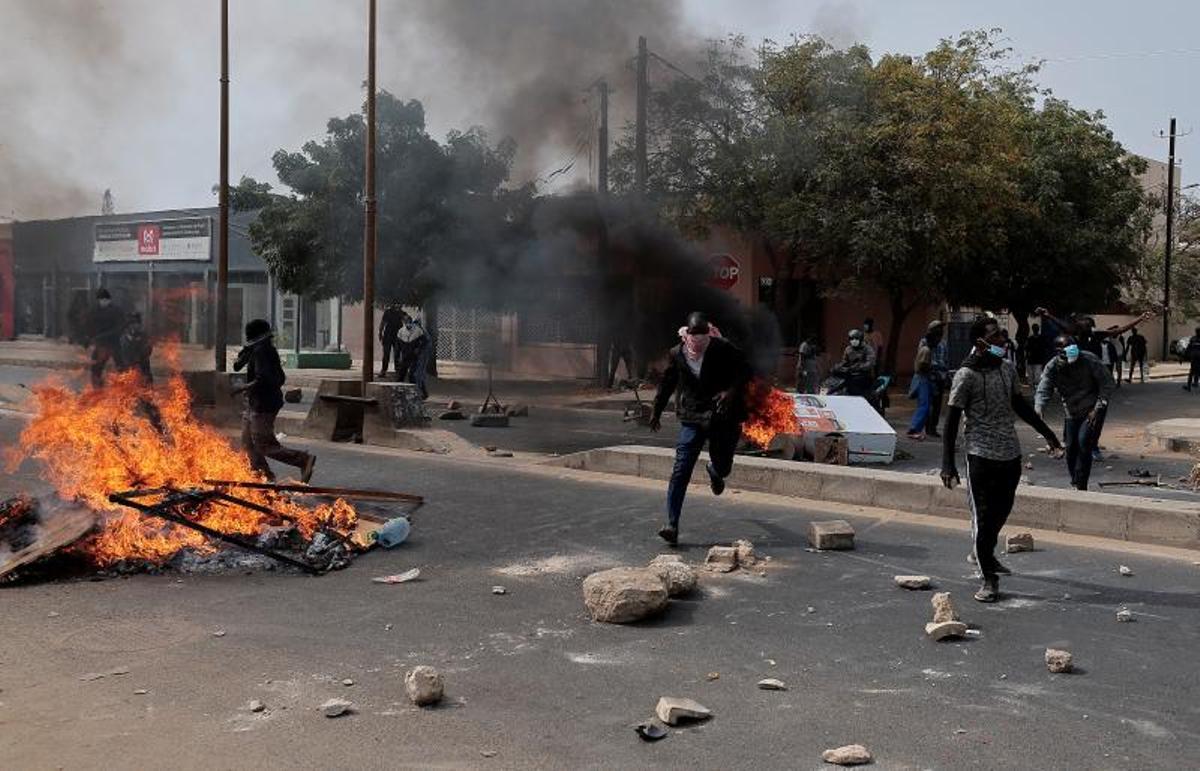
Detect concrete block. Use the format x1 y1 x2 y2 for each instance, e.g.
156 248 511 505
808 519 855 550
871 475 936 515
300 379 363 441
590 449 641 477
1007 488 1062 529
768 467 824 498
817 469 877 507
1126 504 1200 547
1057 495 1131 540
726 463 773 492
637 450 676 482
929 483 970 519
469 413 510 428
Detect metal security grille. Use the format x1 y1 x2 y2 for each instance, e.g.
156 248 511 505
517 284 597 345
435 304 501 362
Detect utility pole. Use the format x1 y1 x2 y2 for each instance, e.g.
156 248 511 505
361 0 377 389
597 79 609 198
215 0 230 371
635 36 648 194
1162 117 1177 360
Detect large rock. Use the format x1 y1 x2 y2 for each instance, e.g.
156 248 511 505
1045 648 1074 674
822 744 873 765
648 554 698 597
1006 532 1035 553
925 621 967 641
320 698 353 717
931 592 958 623
405 666 445 706
733 539 757 566
808 520 855 550
582 567 669 623
655 696 712 725
705 545 739 572
894 575 931 590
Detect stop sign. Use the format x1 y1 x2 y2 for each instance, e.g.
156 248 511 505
708 253 741 290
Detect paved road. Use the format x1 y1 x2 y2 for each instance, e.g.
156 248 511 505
3 414 1200 769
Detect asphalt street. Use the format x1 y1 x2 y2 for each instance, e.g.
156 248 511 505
3 414 1199 769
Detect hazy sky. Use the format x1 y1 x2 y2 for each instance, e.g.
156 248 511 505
1 0 1194 221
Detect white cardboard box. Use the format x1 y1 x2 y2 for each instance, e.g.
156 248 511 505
791 394 897 464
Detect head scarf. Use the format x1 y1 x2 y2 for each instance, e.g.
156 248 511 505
679 323 721 362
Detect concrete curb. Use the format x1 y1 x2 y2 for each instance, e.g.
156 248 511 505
546 445 1200 550
1145 419 1200 454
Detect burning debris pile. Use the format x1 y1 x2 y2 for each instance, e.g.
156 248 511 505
741 379 800 450
2 361 412 580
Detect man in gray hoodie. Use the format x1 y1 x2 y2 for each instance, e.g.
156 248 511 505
1035 334 1115 490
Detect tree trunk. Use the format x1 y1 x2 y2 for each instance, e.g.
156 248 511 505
884 290 912 375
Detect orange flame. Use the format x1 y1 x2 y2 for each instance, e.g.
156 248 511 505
741 379 800 449
7 346 355 567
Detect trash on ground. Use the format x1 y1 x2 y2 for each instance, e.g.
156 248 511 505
372 568 420 584
374 517 411 548
1118 565 1133 577
635 722 668 742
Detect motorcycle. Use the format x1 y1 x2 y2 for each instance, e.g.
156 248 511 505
820 367 892 416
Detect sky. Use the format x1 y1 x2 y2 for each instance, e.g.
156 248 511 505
1 0 1195 221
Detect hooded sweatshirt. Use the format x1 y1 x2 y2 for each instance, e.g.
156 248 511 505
1034 350 1114 419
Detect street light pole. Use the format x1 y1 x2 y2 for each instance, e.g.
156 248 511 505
1162 117 1176 360
361 0 377 389
215 0 230 371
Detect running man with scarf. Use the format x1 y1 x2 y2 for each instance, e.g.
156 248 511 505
941 316 1062 603
650 312 751 545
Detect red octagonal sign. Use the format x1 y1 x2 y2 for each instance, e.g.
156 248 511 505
707 253 741 290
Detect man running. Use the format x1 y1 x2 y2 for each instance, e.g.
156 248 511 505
1034 335 1115 490
650 312 750 545
941 317 1062 603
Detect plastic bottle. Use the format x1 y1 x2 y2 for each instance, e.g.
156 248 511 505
374 517 411 548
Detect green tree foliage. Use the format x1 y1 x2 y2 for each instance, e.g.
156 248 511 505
1130 193 1200 322
230 92 530 305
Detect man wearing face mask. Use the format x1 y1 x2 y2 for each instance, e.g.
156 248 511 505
941 317 1062 603
1034 335 1115 490
650 312 751 545
834 328 876 397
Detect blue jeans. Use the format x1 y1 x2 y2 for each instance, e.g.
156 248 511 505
908 377 932 434
1063 412 1104 489
666 420 740 528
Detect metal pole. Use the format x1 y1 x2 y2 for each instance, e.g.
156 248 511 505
1162 117 1176 360
635 36 648 194
598 80 609 198
361 0 377 389
216 0 230 371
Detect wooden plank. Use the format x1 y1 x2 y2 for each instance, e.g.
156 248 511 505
0 506 97 579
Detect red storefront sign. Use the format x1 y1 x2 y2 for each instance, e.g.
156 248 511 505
137 224 162 256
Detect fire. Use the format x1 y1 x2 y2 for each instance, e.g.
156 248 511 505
741 379 799 449
7 347 355 567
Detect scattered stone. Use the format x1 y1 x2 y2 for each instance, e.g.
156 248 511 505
705 545 739 572
320 697 353 717
582 567 670 623
47 611 60 618
438 410 465 421
1116 608 1135 622
248 699 266 713
1045 648 1074 674
999 674 1007 680
342 679 355 687
1006 533 1035 553
733 539 757 566
894 575 931 590
372 568 420 584
491 585 507 595
446 399 462 410
405 666 445 707
133 689 148 695
213 629 227 638
807 520 855 550
756 678 787 691
648 554 698 597
80 672 107 682
384 623 394 631
925 621 968 641
486 449 514 458
822 744 873 766
1119 565 1134 577
964 629 982 638
110 667 130 676
481 749 499 757
505 403 529 417
930 592 959 623
705 672 720 681
806 606 816 614
654 696 712 725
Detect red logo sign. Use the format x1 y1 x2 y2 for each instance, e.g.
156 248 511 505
708 253 740 290
137 224 161 256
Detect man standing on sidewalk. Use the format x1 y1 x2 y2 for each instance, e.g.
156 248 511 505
941 317 1062 603
906 321 944 440
233 319 316 483
1034 335 1115 490
87 288 126 388
378 301 405 380
1184 327 1200 392
1127 328 1148 383
650 312 750 546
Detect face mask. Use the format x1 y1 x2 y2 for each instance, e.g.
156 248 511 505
987 344 1006 358
850 339 862 348
1063 344 1080 362
99 299 111 308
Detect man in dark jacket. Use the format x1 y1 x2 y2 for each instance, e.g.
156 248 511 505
378 301 405 379
1127 328 1148 383
650 312 751 545
1185 327 1200 391
941 317 1062 603
117 312 154 384
1035 335 1115 490
233 319 315 482
87 288 127 388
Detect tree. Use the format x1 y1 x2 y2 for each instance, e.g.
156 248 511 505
1129 192 1200 322
231 92 529 306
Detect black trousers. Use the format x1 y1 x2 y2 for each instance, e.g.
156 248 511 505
965 454 1022 580
379 338 400 376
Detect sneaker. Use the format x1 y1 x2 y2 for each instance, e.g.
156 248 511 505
906 431 926 441
974 578 999 603
301 454 317 483
994 561 1012 576
657 525 678 546
706 462 725 496
966 552 977 565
